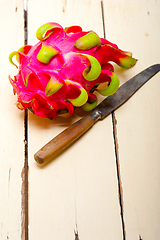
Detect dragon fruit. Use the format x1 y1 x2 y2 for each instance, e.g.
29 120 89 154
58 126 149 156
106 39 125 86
9 22 137 118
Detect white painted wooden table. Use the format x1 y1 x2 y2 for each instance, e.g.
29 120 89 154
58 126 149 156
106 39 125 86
1 0 160 239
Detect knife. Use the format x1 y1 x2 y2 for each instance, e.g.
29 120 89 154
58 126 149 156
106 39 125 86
34 64 160 164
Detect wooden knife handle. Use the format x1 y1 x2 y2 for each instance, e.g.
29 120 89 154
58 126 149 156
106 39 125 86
34 115 96 164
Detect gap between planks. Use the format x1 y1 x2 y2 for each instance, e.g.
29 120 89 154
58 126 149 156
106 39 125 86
101 1 126 240
21 3 29 240
21 1 127 240
112 112 126 240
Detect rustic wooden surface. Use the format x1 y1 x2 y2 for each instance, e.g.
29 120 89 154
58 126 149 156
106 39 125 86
1 0 160 239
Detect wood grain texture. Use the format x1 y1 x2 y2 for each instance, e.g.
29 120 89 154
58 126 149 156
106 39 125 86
27 0 123 239
0 0 24 239
2 0 159 240
34 115 95 164
103 0 160 239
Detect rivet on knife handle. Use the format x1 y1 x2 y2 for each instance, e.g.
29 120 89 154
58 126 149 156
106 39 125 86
34 112 101 164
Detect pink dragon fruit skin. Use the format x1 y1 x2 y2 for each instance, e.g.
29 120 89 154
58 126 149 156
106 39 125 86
9 22 137 119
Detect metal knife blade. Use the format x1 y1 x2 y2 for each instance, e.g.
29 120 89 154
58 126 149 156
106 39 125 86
34 64 160 164
90 64 160 120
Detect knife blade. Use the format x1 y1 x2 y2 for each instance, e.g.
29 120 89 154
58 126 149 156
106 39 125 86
34 64 160 164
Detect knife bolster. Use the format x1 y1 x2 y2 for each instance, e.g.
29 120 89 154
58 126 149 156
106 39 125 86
90 110 102 121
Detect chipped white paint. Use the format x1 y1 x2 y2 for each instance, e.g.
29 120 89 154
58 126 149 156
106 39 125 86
27 0 122 239
0 0 24 239
104 0 160 239
1 0 160 240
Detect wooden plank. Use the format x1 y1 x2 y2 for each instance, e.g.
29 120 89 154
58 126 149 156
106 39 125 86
27 0 123 239
0 0 24 239
103 0 160 239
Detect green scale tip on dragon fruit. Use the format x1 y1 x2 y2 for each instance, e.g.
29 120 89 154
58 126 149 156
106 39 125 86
9 22 137 119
